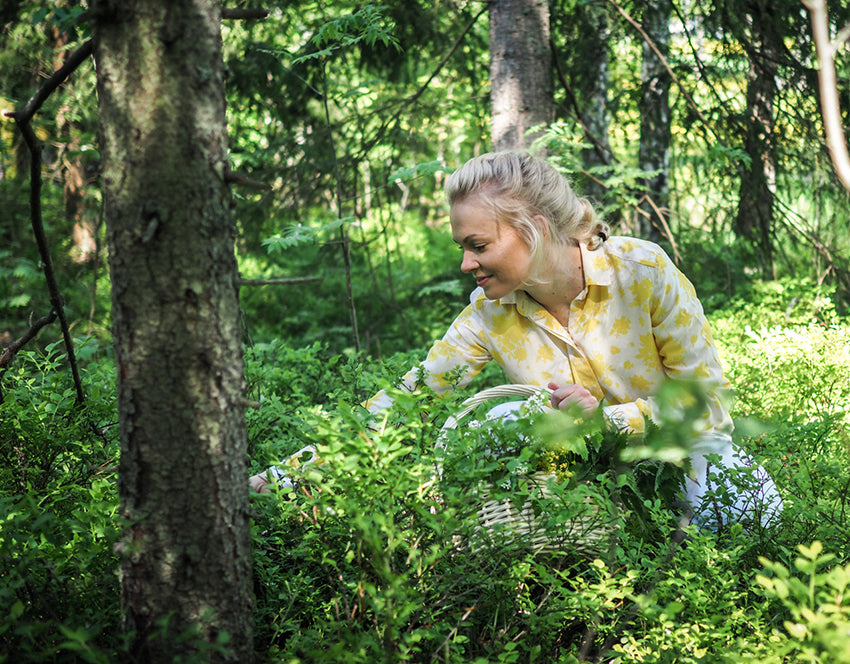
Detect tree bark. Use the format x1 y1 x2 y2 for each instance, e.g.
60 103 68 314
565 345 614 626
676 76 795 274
637 0 671 242
577 1 614 206
735 0 778 277
490 0 553 151
92 1 253 660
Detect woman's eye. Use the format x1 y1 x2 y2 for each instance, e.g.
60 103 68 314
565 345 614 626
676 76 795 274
473 244 486 253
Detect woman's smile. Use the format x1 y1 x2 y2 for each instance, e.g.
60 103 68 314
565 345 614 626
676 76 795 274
450 195 533 300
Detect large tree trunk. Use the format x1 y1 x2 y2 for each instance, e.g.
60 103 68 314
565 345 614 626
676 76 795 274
735 0 778 277
92 1 253 660
490 0 553 151
637 0 672 242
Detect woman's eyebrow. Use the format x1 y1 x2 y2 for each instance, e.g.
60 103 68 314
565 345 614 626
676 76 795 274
455 234 482 244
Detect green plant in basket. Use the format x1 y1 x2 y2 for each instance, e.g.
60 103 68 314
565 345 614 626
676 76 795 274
437 385 690 557
438 388 609 557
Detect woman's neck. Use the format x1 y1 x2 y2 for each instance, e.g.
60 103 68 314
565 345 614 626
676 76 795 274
523 243 585 324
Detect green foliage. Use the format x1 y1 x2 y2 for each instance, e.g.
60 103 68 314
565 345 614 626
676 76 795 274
710 278 850 421
0 281 848 661
241 283 850 662
251 392 628 662
754 542 850 664
3 0 850 660
295 5 400 63
0 342 121 662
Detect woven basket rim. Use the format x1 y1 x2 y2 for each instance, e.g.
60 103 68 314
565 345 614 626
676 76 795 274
441 384 553 432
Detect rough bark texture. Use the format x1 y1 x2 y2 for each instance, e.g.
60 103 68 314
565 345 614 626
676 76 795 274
490 0 553 151
92 1 253 660
637 0 671 242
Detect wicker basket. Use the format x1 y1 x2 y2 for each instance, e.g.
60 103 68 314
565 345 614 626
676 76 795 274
441 384 617 556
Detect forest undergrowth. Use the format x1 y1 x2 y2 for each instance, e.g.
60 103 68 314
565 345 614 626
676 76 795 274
1 276 849 663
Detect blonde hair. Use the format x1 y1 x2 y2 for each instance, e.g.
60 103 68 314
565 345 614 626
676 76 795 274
445 152 609 278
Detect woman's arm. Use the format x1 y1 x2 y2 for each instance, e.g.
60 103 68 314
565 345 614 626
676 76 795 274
600 250 732 435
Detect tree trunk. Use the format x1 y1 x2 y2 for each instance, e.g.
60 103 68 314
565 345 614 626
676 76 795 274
490 0 553 151
92 1 253 661
735 1 778 277
637 0 672 242
577 1 614 206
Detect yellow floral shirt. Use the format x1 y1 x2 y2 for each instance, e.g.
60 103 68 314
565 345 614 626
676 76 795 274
367 237 732 434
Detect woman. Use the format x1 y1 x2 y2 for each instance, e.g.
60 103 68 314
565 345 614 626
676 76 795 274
253 151 782 525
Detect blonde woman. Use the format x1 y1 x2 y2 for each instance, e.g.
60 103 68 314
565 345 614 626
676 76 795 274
253 151 782 526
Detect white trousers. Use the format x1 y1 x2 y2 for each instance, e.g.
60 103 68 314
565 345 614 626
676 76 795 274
485 401 783 529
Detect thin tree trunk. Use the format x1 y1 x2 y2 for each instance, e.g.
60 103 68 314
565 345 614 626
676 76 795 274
92 1 253 660
490 0 553 151
637 0 671 242
735 1 778 277
578 1 614 206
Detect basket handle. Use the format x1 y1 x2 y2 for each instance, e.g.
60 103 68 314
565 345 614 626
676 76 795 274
442 384 553 431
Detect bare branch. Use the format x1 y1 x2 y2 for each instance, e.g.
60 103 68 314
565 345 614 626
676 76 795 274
225 169 272 190
221 8 269 20
606 0 717 140
802 0 850 192
7 45 92 404
238 277 322 287
0 310 58 371
6 39 93 124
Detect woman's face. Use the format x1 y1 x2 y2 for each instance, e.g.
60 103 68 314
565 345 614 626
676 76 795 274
450 195 533 300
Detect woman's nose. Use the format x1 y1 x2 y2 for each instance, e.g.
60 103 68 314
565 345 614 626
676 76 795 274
460 251 478 273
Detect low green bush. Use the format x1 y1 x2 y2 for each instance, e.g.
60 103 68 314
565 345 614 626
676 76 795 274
0 278 847 662
0 341 121 662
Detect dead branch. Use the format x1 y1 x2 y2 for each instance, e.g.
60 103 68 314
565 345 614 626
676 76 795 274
225 169 272 190
0 310 58 371
7 39 93 125
5 42 94 405
606 0 717 141
238 277 323 287
222 8 269 20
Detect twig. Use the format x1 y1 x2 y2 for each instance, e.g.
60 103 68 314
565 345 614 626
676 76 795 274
17 121 85 404
238 276 322 287
605 0 717 143
392 5 489 118
0 310 58 371
635 194 682 264
320 58 361 352
225 169 272 190
802 0 850 192
221 8 269 20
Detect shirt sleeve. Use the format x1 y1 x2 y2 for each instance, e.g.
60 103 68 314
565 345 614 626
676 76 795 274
363 304 493 416
602 250 732 435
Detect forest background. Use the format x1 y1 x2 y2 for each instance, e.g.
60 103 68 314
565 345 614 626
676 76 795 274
1 0 850 662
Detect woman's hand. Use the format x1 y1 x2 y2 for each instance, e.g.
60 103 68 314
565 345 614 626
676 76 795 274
548 382 599 416
249 472 272 493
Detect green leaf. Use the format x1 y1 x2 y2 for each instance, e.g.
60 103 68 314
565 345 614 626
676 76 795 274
389 160 450 184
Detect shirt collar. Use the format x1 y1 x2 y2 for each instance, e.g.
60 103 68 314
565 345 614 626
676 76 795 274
578 241 612 288
468 241 612 308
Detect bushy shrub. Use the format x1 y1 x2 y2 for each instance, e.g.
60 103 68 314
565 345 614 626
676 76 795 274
0 341 121 662
1 275 848 662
